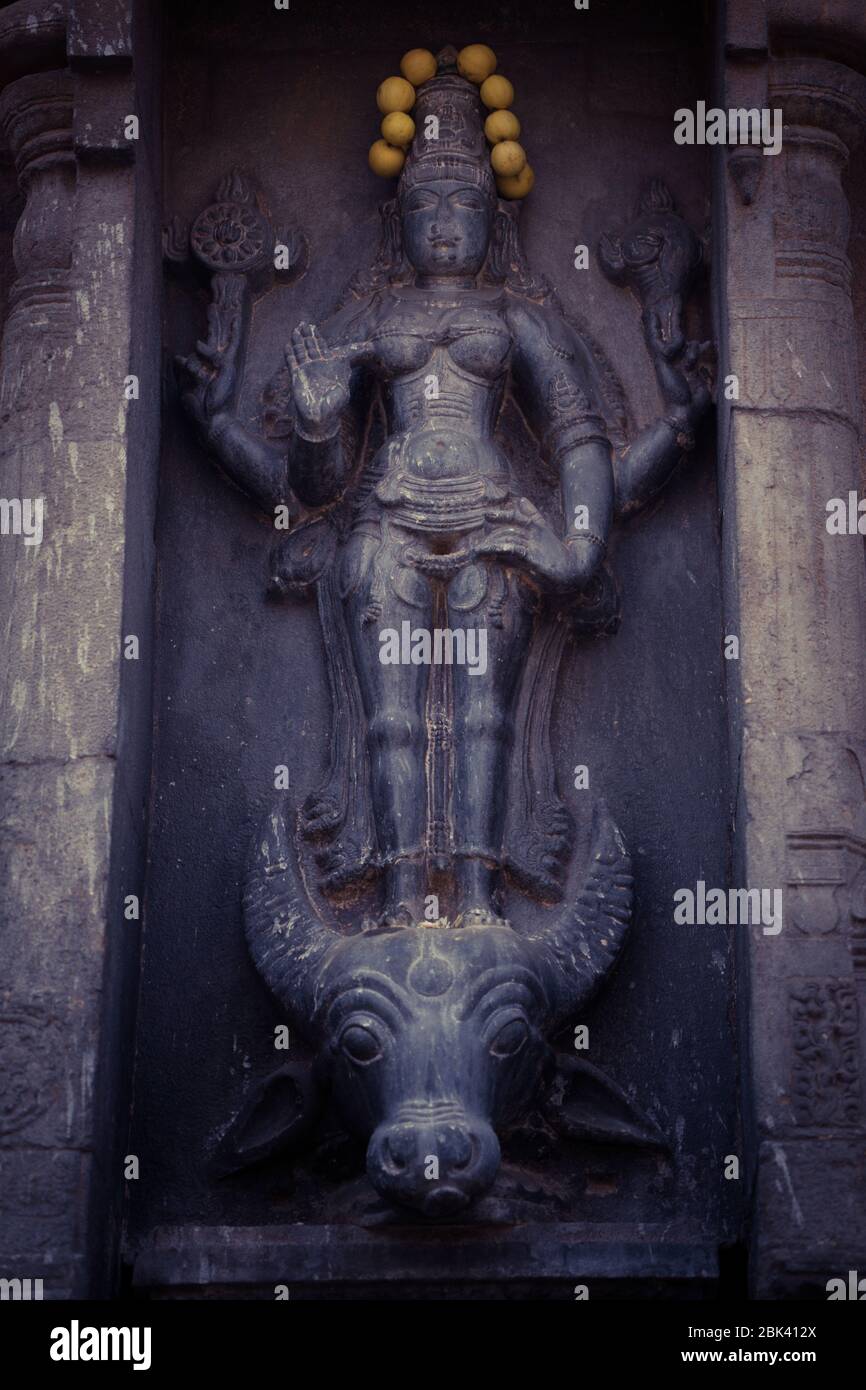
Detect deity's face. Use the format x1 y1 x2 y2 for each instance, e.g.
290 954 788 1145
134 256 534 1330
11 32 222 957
400 177 493 281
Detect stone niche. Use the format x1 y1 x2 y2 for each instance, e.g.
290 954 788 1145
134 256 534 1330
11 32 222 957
126 0 737 1299
6 0 865 1306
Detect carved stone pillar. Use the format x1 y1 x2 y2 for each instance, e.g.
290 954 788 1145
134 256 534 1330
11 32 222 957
0 72 74 408
721 4 866 1296
0 0 160 1297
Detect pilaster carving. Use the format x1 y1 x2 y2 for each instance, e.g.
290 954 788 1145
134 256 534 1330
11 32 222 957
789 978 860 1127
0 70 74 418
722 17 866 1294
771 60 866 298
0 0 157 1299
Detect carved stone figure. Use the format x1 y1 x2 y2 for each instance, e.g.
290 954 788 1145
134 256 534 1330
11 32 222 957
174 48 711 1216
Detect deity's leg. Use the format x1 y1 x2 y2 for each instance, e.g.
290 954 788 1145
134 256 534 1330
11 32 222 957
343 528 433 926
448 563 535 924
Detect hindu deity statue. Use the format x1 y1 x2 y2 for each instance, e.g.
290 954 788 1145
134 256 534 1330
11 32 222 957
174 46 711 1216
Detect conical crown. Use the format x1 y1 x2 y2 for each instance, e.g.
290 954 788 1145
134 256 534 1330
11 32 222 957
399 46 496 200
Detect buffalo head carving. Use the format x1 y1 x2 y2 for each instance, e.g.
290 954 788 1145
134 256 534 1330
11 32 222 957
217 800 647 1216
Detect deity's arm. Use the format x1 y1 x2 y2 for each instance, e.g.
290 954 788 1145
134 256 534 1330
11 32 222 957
203 414 290 513
283 298 376 510
506 297 615 575
613 345 711 518
177 276 376 515
286 414 348 510
176 274 291 515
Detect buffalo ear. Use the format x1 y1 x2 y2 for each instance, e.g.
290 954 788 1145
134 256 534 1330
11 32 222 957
542 1055 668 1151
211 1062 320 1177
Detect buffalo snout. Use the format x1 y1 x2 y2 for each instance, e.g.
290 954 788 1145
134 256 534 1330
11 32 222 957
367 1110 501 1216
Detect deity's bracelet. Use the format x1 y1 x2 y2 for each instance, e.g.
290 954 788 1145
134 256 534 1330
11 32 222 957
565 531 606 550
664 414 696 453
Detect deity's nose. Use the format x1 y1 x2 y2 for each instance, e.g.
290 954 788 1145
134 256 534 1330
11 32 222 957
429 217 458 241
367 1114 501 1216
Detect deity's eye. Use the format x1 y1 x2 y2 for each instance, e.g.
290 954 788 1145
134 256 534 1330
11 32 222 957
489 1016 529 1058
339 1020 384 1065
453 192 486 211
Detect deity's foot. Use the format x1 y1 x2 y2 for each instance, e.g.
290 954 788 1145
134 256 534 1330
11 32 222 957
365 902 416 933
454 905 509 929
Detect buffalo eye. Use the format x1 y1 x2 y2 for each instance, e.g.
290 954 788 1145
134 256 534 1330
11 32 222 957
489 1017 529 1058
339 1021 383 1065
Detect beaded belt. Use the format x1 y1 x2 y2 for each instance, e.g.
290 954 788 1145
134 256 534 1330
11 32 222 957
372 428 510 532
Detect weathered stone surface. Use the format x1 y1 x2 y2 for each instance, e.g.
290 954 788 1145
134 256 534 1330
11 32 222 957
126 0 736 1294
0 1147 89 1297
721 1 866 1297
2 0 865 1301
134 1222 719 1299
68 0 133 66
0 0 160 1298
0 1 66 88
0 756 112 1014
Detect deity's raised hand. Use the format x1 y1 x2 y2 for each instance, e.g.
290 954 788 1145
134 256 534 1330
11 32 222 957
286 323 369 436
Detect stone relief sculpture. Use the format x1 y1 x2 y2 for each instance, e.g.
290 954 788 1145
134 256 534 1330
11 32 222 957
172 47 712 1218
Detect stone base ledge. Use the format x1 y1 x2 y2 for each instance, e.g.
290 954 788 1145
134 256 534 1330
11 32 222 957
132 1223 719 1298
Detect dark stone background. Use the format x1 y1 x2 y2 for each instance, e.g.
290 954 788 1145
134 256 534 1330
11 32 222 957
126 0 739 1262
